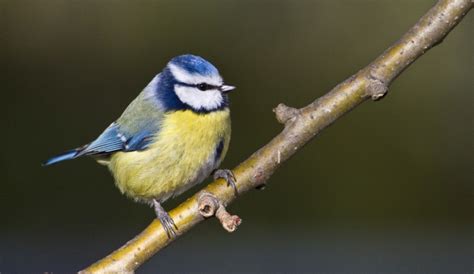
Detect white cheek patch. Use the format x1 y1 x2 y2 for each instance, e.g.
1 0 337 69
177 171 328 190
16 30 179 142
169 64 223 86
174 85 223 111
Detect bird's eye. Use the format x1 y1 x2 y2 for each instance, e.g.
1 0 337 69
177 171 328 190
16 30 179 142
197 83 208 91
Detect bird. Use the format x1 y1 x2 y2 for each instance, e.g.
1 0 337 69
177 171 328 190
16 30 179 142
44 54 237 237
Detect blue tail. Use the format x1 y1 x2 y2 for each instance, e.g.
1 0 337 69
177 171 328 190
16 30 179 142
43 149 81 166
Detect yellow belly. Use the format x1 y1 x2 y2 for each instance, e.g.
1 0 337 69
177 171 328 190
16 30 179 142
108 109 231 203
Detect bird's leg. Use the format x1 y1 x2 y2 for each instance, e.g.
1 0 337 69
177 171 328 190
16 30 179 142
153 199 178 238
213 169 238 196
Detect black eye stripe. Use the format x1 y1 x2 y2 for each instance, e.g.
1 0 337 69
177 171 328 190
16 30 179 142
197 83 218 91
176 81 218 91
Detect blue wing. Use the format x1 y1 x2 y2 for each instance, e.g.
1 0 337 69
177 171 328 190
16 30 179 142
43 122 156 166
78 122 155 155
44 80 164 166
79 123 127 154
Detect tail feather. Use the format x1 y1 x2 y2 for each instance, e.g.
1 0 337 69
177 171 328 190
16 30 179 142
43 148 83 166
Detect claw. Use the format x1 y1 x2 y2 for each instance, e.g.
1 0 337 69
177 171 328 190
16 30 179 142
153 199 178 239
255 184 267 190
213 169 238 196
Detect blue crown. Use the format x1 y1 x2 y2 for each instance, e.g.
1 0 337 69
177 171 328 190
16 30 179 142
169 54 219 76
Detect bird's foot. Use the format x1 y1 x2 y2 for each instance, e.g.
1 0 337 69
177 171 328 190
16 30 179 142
153 199 178 239
213 169 238 196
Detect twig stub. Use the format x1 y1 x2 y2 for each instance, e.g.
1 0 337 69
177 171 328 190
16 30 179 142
274 103 300 124
197 191 242 232
216 206 242 232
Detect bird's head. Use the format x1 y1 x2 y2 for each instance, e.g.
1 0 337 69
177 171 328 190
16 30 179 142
156 54 235 113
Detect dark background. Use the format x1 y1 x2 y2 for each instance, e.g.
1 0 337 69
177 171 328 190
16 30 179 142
2 0 473 273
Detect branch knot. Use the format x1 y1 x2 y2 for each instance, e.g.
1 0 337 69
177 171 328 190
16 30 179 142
367 74 388 101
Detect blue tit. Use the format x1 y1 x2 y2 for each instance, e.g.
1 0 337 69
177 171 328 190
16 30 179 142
44 54 236 237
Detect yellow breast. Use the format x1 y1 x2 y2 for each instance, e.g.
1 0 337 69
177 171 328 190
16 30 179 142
108 109 231 203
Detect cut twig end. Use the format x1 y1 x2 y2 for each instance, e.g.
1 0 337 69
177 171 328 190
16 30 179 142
197 191 242 232
273 103 300 124
198 192 219 217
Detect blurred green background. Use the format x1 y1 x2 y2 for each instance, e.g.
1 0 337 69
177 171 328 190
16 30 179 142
2 0 473 272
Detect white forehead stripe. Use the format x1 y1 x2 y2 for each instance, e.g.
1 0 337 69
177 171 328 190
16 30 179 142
169 63 223 86
174 85 223 111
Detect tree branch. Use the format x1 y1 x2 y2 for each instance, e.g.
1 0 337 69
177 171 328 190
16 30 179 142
80 0 472 272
